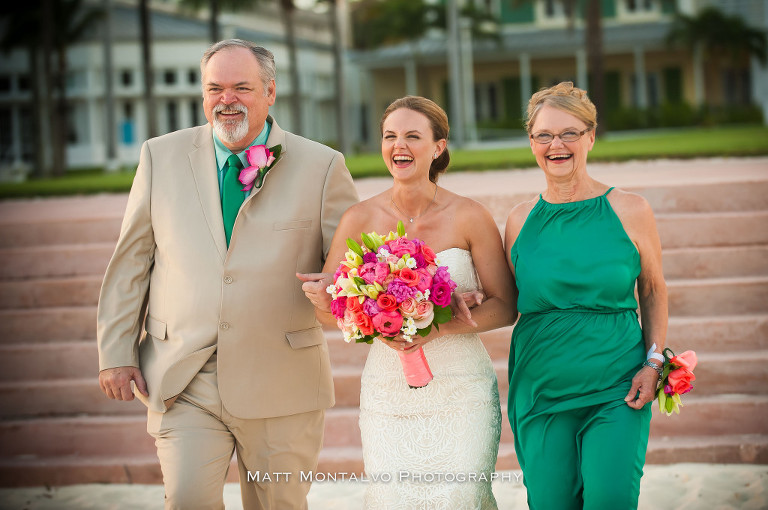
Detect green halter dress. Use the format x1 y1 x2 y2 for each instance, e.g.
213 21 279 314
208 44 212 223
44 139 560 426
508 187 651 509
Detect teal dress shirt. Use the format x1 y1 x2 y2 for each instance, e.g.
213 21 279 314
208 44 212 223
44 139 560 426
213 120 272 200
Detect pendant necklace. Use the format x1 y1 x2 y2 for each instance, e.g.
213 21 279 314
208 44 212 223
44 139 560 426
390 185 438 223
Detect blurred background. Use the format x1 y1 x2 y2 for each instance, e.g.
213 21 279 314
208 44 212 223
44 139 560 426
0 0 766 180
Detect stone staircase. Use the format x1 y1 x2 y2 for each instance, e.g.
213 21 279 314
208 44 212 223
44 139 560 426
0 162 767 487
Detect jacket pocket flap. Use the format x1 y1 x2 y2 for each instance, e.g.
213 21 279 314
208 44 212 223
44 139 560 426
145 315 167 340
286 327 324 349
274 219 312 231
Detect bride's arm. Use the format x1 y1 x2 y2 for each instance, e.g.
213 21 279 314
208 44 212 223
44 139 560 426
402 201 518 351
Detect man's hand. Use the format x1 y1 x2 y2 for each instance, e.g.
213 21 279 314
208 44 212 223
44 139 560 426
296 272 333 312
99 366 148 401
451 291 484 328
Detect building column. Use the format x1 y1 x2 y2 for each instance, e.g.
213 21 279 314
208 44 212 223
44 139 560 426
88 97 103 166
405 56 418 96
634 46 648 108
460 15 477 143
576 48 588 90
519 52 531 119
693 42 705 106
10 104 23 166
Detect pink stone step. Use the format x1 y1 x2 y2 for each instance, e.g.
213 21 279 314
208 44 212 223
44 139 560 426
630 181 768 214
0 341 97 381
662 244 768 279
667 276 768 316
0 307 96 343
0 454 163 486
645 434 768 464
665 314 768 352
0 379 145 418
0 244 114 279
649 394 768 437
0 415 156 458
0 276 102 309
0 218 122 248
656 211 768 249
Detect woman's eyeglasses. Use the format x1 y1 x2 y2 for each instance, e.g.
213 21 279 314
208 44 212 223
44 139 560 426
530 128 591 144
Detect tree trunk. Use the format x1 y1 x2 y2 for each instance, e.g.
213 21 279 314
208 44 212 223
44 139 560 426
29 45 52 178
585 0 605 134
210 0 219 43
54 39 69 176
41 0 61 176
140 0 157 139
279 0 302 135
103 0 118 170
329 0 348 153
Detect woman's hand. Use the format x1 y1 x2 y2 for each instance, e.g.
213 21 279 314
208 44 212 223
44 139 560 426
451 291 484 327
383 326 443 353
624 364 660 409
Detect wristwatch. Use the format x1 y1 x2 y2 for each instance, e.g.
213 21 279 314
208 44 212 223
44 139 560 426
642 359 663 378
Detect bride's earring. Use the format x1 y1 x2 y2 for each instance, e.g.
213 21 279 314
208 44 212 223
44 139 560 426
433 153 438 159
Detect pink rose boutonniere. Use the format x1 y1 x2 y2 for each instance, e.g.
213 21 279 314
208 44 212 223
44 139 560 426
656 348 697 416
239 144 283 191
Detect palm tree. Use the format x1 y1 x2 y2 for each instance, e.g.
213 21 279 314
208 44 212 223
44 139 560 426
278 0 303 135
139 0 156 139
1 0 102 176
667 6 767 106
51 0 104 174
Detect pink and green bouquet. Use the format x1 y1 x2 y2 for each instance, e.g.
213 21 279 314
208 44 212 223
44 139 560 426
656 348 697 416
326 222 456 388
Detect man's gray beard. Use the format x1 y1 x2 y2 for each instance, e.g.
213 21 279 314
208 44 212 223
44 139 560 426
212 107 250 144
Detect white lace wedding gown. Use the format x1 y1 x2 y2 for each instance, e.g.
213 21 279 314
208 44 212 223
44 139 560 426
359 248 502 509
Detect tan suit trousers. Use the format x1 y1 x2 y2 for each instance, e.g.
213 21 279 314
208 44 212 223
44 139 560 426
147 354 325 509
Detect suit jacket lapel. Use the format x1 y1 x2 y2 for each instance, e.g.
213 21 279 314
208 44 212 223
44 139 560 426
189 124 228 261
242 116 288 204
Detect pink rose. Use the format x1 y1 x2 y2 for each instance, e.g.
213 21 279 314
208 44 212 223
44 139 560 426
374 262 390 284
353 311 374 336
430 282 453 307
382 273 397 286
668 367 695 394
376 294 399 312
372 311 403 337
399 297 418 317
331 297 347 319
426 264 438 276
359 262 377 284
398 267 420 287
388 238 418 257
670 350 697 372
415 269 433 292
245 144 276 168
420 245 436 265
413 300 434 329
347 297 363 313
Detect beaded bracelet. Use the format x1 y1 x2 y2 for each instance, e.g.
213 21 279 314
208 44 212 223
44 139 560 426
642 360 663 378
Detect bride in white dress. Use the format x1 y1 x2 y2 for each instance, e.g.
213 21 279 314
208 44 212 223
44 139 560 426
299 96 517 509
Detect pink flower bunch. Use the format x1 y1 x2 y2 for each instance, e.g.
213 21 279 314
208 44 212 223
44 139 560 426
327 223 456 344
238 144 282 191
656 349 697 416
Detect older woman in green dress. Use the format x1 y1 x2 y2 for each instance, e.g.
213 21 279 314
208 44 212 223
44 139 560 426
505 82 668 509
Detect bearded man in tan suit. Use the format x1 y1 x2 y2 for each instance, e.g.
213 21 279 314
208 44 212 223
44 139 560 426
97 39 358 509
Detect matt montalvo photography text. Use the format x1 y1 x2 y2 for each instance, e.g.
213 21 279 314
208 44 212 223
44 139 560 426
246 471 524 483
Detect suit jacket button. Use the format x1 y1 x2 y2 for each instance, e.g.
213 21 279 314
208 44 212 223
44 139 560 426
220 322 230 330
223 276 233 284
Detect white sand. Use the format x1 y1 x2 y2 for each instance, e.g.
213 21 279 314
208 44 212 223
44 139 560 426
0 464 765 509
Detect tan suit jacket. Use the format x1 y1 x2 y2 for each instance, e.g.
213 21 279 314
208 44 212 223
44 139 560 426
97 118 358 418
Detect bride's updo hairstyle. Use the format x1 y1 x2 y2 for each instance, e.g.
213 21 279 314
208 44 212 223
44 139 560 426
380 96 450 183
525 81 598 134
